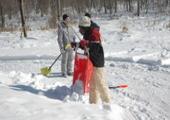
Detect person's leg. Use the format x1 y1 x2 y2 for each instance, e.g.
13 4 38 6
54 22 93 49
95 67 111 104
67 49 73 75
61 51 68 77
89 68 99 104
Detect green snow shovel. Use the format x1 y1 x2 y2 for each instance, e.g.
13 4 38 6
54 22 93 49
40 53 62 76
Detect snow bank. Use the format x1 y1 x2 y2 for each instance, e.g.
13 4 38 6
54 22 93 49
0 71 132 120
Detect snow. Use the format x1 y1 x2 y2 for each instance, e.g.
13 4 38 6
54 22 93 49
0 16 170 120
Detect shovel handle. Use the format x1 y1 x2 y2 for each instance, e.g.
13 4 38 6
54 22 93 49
109 84 128 89
49 53 62 69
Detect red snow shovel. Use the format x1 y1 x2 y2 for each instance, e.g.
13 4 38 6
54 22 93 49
72 53 93 93
109 84 128 89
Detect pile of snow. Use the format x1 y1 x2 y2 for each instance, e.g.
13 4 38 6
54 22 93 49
0 71 134 120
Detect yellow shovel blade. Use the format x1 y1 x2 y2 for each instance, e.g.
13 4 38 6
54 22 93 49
40 67 51 76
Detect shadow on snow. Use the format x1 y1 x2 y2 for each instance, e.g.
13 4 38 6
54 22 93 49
10 84 73 101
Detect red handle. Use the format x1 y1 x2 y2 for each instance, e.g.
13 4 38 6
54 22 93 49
118 84 128 88
109 84 128 89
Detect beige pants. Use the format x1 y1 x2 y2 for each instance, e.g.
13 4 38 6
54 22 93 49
89 67 111 104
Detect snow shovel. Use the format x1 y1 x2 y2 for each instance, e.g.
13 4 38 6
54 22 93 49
109 84 128 89
40 53 62 76
40 44 72 76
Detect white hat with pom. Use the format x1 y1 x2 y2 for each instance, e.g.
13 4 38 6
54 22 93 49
79 16 91 27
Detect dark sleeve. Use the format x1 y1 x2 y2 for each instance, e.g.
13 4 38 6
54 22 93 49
89 43 104 67
91 21 100 29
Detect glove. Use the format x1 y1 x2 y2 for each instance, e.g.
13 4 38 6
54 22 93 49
71 42 77 48
60 48 65 54
65 43 71 49
80 39 89 49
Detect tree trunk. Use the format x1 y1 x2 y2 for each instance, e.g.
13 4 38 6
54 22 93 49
75 0 81 15
114 0 117 13
0 2 5 29
91 0 96 10
145 0 149 14
166 0 169 7
128 0 132 12
109 0 113 15
137 0 140 16
19 0 27 37
9 7 12 20
125 0 129 11
103 0 107 14
152 0 155 11
60 0 63 17
57 0 61 21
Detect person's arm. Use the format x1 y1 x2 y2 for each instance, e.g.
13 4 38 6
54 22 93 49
91 28 101 42
69 26 79 42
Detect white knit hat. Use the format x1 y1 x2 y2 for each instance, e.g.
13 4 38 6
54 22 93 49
79 16 91 27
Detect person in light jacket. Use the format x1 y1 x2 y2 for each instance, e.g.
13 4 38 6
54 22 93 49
57 14 76 77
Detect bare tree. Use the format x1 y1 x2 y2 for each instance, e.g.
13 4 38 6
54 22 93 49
19 0 27 37
91 0 96 11
103 0 107 14
57 0 61 21
0 0 170 31
144 0 149 14
108 0 113 15
137 0 140 16
0 2 5 29
114 0 118 13
128 0 132 12
0 1 5 29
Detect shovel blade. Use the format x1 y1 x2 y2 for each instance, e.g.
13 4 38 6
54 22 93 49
40 67 51 76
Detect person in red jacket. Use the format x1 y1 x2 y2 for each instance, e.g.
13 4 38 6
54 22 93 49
85 12 100 29
78 16 111 108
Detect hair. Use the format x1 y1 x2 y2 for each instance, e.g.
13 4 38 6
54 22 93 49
62 14 69 21
79 16 91 27
85 13 91 18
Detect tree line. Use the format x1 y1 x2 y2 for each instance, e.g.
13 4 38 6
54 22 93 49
0 0 170 31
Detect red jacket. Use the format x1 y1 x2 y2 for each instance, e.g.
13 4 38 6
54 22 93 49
83 27 104 67
83 27 101 43
90 28 101 42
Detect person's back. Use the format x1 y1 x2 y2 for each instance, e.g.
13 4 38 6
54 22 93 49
58 21 75 47
58 21 69 48
91 20 100 29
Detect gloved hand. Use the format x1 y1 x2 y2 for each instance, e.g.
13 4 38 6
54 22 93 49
80 39 89 49
71 42 77 48
65 43 72 49
60 48 65 54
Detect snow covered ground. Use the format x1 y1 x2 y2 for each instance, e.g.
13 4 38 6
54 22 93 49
0 16 170 120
